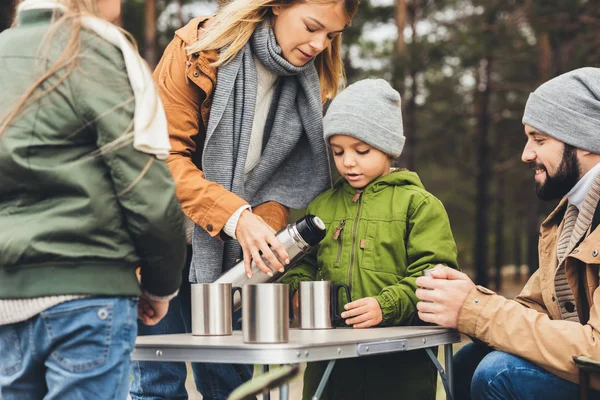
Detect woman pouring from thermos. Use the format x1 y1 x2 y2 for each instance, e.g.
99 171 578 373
131 0 360 398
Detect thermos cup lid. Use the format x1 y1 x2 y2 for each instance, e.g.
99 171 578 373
296 215 326 246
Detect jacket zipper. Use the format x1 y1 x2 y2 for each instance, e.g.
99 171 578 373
332 219 346 265
348 190 363 292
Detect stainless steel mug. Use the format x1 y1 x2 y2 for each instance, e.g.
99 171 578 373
298 281 352 329
242 284 289 343
215 215 326 311
191 283 241 336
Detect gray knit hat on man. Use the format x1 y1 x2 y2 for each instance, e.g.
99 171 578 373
522 67 600 154
324 79 405 158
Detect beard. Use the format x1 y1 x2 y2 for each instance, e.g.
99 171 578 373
533 144 580 201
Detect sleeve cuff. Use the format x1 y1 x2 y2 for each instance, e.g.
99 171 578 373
142 289 180 302
223 205 252 239
457 285 496 337
374 292 396 326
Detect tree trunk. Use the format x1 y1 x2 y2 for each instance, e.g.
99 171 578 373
395 0 407 56
391 0 407 168
392 0 407 96
526 202 541 277
403 2 418 171
176 0 185 26
494 173 504 291
521 22 554 279
537 31 552 82
513 222 522 283
144 0 157 68
474 55 493 287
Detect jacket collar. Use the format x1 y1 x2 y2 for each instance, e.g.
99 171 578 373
17 8 56 26
175 15 212 46
176 16 219 86
542 198 568 229
336 169 425 197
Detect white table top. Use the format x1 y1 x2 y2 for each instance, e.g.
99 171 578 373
133 326 460 364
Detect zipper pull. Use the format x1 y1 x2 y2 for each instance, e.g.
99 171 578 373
352 190 363 203
332 220 346 240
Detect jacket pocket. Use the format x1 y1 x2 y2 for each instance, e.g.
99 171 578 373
42 299 114 373
360 220 405 275
0 325 22 376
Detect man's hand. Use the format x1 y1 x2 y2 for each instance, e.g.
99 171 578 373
138 295 170 326
235 210 289 278
415 264 475 328
341 297 383 328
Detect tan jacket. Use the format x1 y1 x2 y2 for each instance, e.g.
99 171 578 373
458 198 600 389
153 16 289 237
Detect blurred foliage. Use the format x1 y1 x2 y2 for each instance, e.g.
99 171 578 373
127 0 599 285
4 0 595 286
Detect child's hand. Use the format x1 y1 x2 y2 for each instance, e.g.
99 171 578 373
341 297 382 328
292 290 300 320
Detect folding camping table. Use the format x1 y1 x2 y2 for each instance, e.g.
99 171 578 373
133 326 461 400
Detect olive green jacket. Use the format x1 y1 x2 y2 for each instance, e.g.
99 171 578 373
0 9 186 299
281 169 458 399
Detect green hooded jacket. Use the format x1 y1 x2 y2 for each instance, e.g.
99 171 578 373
0 9 186 299
281 169 459 399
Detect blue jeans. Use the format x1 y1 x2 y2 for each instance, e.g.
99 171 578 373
454 342 600 400
0 296 138 400
130 250 253 400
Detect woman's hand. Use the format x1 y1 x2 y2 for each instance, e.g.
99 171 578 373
235 210 289 278
341 297 383 328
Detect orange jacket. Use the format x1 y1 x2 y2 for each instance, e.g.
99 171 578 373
153 16 289 237
458 198 600 389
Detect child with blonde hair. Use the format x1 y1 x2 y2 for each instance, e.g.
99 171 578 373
0 0 186 398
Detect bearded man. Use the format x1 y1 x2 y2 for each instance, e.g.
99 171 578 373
415 67 600 400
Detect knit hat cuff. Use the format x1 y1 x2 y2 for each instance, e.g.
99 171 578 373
324 111 405 158
522 92 600 154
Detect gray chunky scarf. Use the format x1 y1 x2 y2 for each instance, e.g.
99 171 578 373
190 21 331 283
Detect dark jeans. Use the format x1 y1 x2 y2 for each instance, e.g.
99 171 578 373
454 342 600 400
130 247 253 400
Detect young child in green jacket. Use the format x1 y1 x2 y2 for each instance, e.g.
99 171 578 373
281 79 459 400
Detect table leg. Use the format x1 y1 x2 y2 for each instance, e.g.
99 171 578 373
262 365 270 400
445 343 454 398
425 347 453 400
312 360 336 400
279 381 290 400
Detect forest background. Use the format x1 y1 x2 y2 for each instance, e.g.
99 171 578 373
2 0 600 289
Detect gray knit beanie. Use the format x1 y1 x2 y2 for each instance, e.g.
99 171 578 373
522 67 600 154
324 79 405 158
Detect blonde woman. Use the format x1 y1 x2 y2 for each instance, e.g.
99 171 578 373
0 0 186 399
132 0 359 398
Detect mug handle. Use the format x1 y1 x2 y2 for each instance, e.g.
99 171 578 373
331 283 352 322
231 286 242 330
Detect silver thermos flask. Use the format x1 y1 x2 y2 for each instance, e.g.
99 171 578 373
214 214 326 311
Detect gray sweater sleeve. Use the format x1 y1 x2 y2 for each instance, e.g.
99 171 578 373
72 34 186 297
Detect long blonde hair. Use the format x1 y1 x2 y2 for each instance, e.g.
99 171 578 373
187 0 359 99
0 0 134 136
